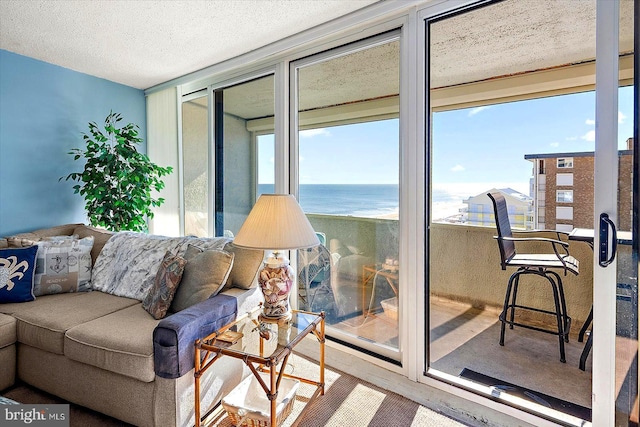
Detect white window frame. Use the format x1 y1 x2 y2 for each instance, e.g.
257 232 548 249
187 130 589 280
556 190 574 203
556 206 574 220
555 224 573 232
556 173 574 186
557 157 574 168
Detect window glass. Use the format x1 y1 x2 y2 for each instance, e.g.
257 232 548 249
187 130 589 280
557 157 573 168
217 75 275 236
295 37 400 358
426 0 607 422
556 190 573 203
182 95 209 237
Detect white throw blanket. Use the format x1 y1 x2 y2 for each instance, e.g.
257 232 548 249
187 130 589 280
91 232 230 301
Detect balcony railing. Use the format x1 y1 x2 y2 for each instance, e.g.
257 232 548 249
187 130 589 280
303 214 594 330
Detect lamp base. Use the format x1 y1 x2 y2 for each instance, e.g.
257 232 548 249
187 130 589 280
258 257 295 319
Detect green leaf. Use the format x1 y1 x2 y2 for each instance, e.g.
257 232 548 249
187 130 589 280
63 111 173 231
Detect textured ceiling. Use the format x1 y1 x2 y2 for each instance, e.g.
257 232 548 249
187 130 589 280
0 0 379 90
3 0 632 104
430 0 634 88
186 0 635 121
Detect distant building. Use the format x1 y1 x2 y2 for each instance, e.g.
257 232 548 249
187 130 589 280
524 138 634 232
464 188 533 229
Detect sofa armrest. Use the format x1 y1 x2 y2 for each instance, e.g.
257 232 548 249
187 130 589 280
153 293 237 379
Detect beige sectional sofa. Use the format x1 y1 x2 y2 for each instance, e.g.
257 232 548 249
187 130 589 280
0 223 264 426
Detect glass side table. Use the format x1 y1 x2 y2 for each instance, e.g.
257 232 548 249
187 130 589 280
194 304 325 427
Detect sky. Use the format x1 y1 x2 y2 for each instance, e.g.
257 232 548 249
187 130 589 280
432 86 634 198
258 86 634 197
258 119 399 185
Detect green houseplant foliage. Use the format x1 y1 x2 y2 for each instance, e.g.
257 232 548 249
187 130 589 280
62 111 173 232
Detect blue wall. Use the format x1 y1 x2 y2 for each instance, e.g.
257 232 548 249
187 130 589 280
0 50 146 236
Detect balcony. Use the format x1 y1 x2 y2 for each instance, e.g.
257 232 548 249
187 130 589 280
300 215 637 421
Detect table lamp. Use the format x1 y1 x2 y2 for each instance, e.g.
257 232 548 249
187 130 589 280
233 194 320 319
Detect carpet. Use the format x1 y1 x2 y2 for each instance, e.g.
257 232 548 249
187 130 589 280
2 382 130 426
2 356 474 427
459 368 592 422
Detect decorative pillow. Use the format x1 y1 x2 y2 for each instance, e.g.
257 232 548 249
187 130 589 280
223 243 263 290
0 245 38 303
34 236 94 296
72 225 113 265
92 232 187 301
170 245 235 313
143 251 187 320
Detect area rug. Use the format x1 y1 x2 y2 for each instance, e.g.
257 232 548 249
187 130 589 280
459 368 591 421
2 355 474 427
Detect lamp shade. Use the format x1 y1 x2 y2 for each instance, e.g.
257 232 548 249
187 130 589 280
232 194 320 250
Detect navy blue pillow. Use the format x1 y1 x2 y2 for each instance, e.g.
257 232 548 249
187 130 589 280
0 245 38 303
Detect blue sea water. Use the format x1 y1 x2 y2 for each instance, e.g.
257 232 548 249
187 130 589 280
258 184 399 218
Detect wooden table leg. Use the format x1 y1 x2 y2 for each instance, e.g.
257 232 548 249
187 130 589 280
194 342 201 427
270 364 277 427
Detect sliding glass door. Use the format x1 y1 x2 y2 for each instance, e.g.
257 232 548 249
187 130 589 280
182 92 209 237
180 74 275 237
610 2 637 425
216 75 275 236
424 1 637 425
292 33 401 360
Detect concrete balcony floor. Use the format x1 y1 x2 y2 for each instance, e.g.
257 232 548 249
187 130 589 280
329 297 638 422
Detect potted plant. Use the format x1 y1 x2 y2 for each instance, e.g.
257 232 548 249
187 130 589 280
62 111 173 232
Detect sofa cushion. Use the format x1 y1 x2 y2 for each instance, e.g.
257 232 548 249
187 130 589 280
0 313 17 348
0 245 38 303
92 232 188 301
170 245 234 313
65 304 159 382
6 292 138 354
34 236 94 296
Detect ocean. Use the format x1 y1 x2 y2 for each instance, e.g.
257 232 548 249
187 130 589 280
258 184 399 218
256 184 471 220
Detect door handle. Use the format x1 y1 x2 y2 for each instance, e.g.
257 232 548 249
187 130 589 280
598 213 617 267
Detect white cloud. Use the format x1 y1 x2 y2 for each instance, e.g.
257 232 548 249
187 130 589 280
565 136 578 141
451 164 465 172
619 111 626 124
300 128 331 138
468 106 490 117
581 130 595 142
584 112 626 125
550 142 560 147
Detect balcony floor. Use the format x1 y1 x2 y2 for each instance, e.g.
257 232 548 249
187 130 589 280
330 297 638 422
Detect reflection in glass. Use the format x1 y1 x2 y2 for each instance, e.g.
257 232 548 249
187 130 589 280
219 75 275 236
295 38 400 357
182 95 209 237
614 1 637 425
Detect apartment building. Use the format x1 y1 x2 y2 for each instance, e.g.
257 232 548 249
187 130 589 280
525 138 634 232
463 188 533 229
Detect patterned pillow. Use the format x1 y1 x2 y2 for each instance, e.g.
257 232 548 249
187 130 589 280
170 245 235 313
92 232 187 301
142 251 187 320
34 236 94 296
0 245 38 303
